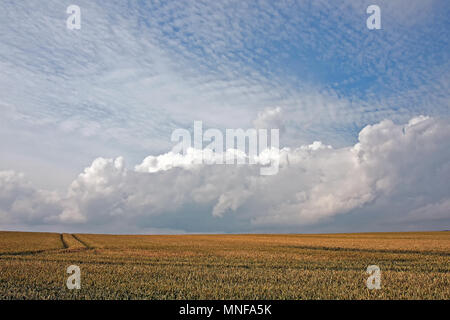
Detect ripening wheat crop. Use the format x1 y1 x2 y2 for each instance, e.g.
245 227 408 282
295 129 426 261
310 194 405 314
0 231 448 299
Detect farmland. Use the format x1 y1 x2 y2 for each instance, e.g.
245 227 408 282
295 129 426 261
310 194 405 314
0 231 449 299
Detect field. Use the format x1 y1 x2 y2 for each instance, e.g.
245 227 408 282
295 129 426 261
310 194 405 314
0 231 449 299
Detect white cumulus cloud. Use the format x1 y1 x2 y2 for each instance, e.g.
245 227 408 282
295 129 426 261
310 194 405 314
0 116 449 233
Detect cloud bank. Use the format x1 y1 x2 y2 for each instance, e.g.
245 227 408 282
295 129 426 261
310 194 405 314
1 116 449 233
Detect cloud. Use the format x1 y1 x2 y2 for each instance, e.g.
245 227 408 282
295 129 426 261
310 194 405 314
404 198 450 223
0 116 449 233
253 107 285 132
0 171 62 225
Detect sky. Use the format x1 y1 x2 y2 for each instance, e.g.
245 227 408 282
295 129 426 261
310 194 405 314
0 0 449 234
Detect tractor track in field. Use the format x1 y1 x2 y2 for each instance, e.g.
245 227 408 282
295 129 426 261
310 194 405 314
0 234 91 257
1 254 449 274
71 234 92 249
59 233 91 251
284 245 450 257
0 248 64 257
60 233 69 249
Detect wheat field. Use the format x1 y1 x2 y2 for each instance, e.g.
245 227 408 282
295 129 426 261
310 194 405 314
0 231 448 299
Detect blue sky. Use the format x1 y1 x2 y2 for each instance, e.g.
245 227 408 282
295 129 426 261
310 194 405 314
0 1 449 233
